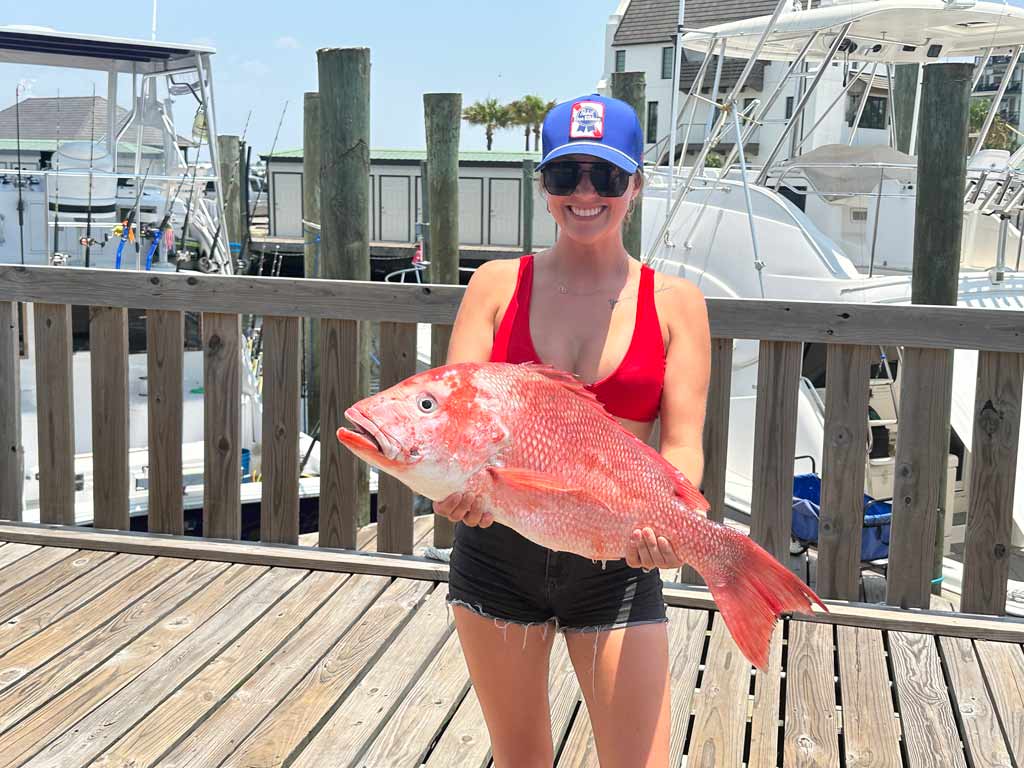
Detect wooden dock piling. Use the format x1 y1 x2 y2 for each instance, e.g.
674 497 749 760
317 47 372 548
522 158 534 255
612 71 645 261
303 91 321 432
216 134 242 262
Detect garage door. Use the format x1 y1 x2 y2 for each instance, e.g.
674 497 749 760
271 172 302 237
488 178 520 246
379 176 410 242
459 178 483 245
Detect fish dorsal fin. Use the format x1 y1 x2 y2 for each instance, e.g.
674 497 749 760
520 363 607 410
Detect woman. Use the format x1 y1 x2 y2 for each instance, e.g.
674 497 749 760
436 94 711 768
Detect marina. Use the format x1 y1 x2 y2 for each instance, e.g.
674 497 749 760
3 0 1024 764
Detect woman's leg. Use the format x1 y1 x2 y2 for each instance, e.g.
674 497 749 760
564 622 672 768
452 605 557 767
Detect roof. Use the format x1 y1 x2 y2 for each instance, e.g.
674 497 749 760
264 148 543 165
0 139 160 155
0 25 213 74
0 96 192 148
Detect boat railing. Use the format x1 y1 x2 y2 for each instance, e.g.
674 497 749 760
0 264 1021 617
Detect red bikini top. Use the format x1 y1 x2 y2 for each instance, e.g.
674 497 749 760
490 255 666 422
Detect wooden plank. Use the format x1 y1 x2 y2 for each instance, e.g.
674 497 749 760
0 541 40 574
836 625 902 768
290 585 454 767
0 548 113 624
667 608 711 767
89 306 130 530
0 563 263 768
358 629 472 767
974 639 1024 766
0 560 218 722
156 573 389 768
146 309 184 536
686 613 751 767
939 636 1015 768
432 322 455 550
962 350 1024 615
318 318 362 549
784 620 839 767
682 337 732 585
888 347 954 609
29 567 302 768
33 302 74 525
0 545 75 592
377 321 417 554
746 623 784 768
750 340 803 563
91 570 344 768
818 344 873 600
557 701 599 767
889 631 968 768
0 554 151 656
0 301 22 521
202 312 241 539
8 266 1024 351
260 315 301 544
227 578 432 767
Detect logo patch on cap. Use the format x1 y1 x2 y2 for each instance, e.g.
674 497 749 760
570 101 604 140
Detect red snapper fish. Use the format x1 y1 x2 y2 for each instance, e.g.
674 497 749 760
336 362 826 669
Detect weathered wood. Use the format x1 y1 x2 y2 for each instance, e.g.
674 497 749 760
836 625 902 768
0 301 22 521
746 623 785 768
818 344 873 600
33 302 74 525
217 134 242 252
156 574 387 767
784 621 839 766
939 636 1015 768
92 570 342 768
6 267 1024 352
202 312 241 539
319 318 363 548
750 340 802 563
888 631 968 767
357 630 471 766
611 71 645 260
522 158 535 253
961 350 1024 615
887 347 954 608
666 608 711 767
432 323 455 548
377 321 417 554
0 541 35 572
0 546 75 593
289 585 453 767
557 702 599 766
146 309 184 535
0 548 111 624
686 613 751 767
28 566 292 768
974 639 1024 766
260 316 301 544
0 554 150 657
89 306 129 530
893 63 920 154
303 91 321 430
227 578 432 767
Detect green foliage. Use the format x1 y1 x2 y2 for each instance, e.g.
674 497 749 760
704 153 723 168
464 95 556 151
462 98 513 151
969 97 1017 152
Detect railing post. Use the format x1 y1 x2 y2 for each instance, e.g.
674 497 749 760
34 302 75 525
203 312 241 539
377 322 417 554
90 306 130 530
0 302 22 521
261 316 300 544
147 309 184 535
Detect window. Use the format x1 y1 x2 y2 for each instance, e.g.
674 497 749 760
785 96 794 119
615 50 626 73
743 98 756 113
661 46 674 79
849 95 888 130
646 101 659 144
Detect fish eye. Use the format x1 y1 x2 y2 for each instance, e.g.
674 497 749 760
417 394 438 413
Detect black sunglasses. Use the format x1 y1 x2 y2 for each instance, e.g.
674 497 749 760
541 161 631 198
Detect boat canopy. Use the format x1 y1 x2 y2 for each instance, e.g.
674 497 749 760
776 144 917 201
680 0 1024 63
0 25 215 74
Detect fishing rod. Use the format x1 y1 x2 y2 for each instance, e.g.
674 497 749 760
15 85 25 265
84 83 96 267
51 90 61 263
144 153 195 270
240 108 253 143
115 164 152 270
176 88 209 272
239 100 288 268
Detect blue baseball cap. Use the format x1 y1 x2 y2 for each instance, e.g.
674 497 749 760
536 93 643 174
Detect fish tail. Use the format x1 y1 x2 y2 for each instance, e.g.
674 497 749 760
695 526 827 670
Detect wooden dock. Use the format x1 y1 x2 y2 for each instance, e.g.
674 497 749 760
1 524 1023 767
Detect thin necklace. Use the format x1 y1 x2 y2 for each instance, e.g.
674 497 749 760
555 258 630 296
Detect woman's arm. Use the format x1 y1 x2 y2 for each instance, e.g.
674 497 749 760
628 277 712 571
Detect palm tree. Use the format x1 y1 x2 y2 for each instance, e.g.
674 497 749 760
508 99 533 151
529 97 557 151
462 98 512 151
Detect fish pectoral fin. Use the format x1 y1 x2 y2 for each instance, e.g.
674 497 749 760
486 467 614 511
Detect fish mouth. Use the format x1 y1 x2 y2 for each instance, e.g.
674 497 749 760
337 407 399 461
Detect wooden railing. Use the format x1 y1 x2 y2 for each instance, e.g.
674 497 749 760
1 265 1022 618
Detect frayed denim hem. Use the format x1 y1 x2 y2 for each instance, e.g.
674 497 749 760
560 616 670 634
446 596 669 636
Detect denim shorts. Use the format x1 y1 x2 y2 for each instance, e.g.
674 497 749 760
447 520 668 633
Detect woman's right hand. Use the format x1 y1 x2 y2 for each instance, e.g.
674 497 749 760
433 492 493 528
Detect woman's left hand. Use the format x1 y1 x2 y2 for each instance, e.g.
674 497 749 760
626 528 684 571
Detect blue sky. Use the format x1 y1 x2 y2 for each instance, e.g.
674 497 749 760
3 1 615 157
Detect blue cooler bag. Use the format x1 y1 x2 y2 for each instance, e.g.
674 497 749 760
791 473 891 562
